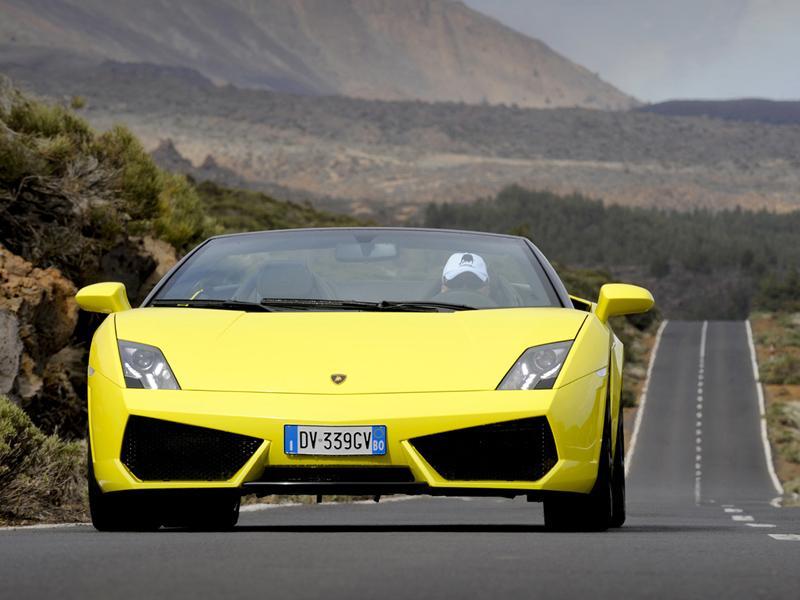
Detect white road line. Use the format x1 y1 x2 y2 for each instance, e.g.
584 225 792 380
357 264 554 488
746 523 777 528
699 320 708 360
240 502 304 512
626 319 668 476
745 319 784 497
732 515 755 522
0 522 89 532
768 534 800 541
724 508 743 513
695 321 708 505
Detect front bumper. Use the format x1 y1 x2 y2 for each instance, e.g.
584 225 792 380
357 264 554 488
88 368 607 497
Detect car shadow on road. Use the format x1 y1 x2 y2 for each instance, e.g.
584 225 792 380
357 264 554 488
232 524 549 533
222 523 726 534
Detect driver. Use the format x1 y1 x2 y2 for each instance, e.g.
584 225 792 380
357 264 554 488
441 252 490 294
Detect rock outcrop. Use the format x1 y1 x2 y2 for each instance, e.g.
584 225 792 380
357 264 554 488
0 244 79 405
0 238 174 438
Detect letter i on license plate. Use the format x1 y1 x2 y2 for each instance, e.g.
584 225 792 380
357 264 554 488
284 425 387 455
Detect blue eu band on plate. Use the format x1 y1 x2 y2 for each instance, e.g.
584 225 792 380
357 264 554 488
284 425 387 456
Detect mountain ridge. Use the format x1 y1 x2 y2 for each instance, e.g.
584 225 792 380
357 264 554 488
0 0 635 109
638 99 800 125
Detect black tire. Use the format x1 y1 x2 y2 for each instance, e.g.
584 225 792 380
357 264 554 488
88 458 160 532
610 411 626 528
161 494 240 531
544 407 613 532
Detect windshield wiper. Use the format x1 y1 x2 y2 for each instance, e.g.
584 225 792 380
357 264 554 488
259 298 385 311
151 298 476 313
375 300 476 312
150 299 274 312
259 298 475 312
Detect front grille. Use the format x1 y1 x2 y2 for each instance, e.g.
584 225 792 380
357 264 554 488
258 467 415 483
411 417 558 481
121 416 263 481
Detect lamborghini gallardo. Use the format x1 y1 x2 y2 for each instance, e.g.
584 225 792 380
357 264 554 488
76 228 654 531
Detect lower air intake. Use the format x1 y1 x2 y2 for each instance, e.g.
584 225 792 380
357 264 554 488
121 416 262 481
411 417 558 481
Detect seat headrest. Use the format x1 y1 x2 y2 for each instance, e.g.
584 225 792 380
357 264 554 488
255 262 317 299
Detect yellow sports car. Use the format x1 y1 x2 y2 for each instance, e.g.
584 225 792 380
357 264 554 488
76 228 653 531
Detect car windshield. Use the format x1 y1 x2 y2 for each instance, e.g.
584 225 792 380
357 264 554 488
151 229 562 310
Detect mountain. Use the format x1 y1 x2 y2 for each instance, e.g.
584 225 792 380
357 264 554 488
638 99 800 125
4 60 799 219
0 0 635 110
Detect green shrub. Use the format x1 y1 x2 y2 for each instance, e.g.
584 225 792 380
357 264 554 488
762 355 800 385
92 125 162 221
767 402 800 465
195 180 364 233
1 81 215 277
0 396 86 524
6 99 91 143
155 173 214 250
756 272 800 313
0 132 46 183
621 387 637 408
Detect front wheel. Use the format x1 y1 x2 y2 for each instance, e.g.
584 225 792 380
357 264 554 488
544 417 613 532
161 494 241 531
88 459 160 532
610 412 626 528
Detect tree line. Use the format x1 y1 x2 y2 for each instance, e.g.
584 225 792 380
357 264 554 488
423 186 800 316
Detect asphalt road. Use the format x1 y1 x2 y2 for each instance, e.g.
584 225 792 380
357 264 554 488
2 320 798 599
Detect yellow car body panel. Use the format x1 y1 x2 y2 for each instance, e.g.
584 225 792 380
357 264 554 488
87 305 619 496
89 362 607 494
112 307 588 394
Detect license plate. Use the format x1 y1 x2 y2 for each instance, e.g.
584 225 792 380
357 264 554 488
284 425 387 456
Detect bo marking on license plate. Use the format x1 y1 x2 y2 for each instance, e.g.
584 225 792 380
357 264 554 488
284 425 387 455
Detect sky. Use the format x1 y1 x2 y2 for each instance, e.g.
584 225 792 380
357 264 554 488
463 0 799 102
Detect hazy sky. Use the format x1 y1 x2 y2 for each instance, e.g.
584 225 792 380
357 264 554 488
464 0 798 102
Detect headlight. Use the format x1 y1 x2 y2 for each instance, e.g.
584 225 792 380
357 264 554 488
497 341 573 390
118 340 180 390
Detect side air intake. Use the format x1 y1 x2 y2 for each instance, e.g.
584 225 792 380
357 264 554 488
121 416 262 481
411 417 558 481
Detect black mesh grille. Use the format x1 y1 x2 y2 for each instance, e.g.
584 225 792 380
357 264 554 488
259 467 415 483
411 417 558 481
121 416 263 481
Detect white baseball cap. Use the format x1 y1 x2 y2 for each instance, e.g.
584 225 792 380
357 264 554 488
442 252 489 284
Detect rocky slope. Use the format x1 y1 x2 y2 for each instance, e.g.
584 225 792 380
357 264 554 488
7 61 799 220
0 0 634 110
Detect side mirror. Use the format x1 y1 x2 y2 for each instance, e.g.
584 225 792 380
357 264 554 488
595 283 654 323
75 282 132 314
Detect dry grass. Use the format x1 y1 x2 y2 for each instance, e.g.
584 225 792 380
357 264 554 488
751 313 800 504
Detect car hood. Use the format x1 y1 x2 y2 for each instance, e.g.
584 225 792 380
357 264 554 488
114 307 587 394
